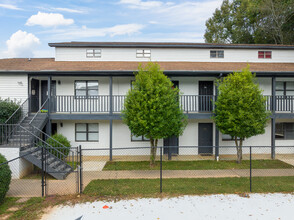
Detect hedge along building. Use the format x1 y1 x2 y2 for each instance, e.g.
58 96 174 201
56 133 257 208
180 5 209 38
1 42 294 178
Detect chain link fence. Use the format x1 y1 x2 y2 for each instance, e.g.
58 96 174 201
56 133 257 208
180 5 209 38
0 146 294 198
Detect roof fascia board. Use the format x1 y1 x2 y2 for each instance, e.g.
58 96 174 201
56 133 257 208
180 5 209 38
48 43 294 50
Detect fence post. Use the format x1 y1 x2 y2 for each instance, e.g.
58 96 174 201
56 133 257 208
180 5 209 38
79 145 83 194
168 146 172 161
160 146 163 193
250 146 252 193
76 146 79 194
41 147 45 197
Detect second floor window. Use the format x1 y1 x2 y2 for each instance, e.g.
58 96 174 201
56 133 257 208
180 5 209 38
210 50 224 58
276 81 294 96
258 51 272 59
75 81 98 97
136 49 151 58
86 49 101 58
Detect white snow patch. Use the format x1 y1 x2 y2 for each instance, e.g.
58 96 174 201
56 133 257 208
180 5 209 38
42 193 294 220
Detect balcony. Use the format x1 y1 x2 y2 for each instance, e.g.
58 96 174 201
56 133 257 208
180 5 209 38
49 95 294 114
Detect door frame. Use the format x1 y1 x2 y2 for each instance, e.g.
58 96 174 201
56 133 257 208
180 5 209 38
198 123 213 155
30 78 40 112
198 81 214 112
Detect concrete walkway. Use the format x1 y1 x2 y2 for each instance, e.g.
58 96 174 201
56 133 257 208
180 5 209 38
7 168 294 197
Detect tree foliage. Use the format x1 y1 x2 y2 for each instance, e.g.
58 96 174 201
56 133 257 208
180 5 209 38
0 98 20 123
213 66 270 163
46 134 71 160
122 62 187 165
205 0 294 44
0 154 12 204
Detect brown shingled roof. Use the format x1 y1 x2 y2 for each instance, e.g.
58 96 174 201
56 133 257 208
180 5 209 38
0 58 294 72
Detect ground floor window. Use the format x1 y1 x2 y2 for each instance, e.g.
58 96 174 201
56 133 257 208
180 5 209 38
75 123 99 141
131 134 150 141
222 134 241 141
275 123 294 140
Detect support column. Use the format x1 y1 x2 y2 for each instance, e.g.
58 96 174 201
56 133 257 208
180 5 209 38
214 82 219 160
109 76 113 161
47 76 52 136
271 77 276 159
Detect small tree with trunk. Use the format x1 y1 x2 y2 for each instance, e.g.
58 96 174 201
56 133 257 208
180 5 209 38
122 62 187 166
213 66 270 163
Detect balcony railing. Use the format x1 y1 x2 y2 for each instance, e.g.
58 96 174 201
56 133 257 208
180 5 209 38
50 95 294 114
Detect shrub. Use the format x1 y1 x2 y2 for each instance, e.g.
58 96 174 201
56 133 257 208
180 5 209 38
46 134 71 160
0 98 20 123
0 154 12 204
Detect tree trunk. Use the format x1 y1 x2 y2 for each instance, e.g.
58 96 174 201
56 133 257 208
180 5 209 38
150 138 158 166
235 137 243 164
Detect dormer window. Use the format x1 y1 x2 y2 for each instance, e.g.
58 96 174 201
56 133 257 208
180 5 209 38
86 49 101 58
136 49 151 58
210 50 224 58
258 51 272 59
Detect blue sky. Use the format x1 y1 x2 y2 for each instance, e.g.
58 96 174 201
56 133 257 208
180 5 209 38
0 0 222 58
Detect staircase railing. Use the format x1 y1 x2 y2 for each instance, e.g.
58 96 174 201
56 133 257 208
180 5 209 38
29 125 76 167
5 97 30 125
28 97 75 167
29 98 49 125
1 98 30 145
0 123 74 166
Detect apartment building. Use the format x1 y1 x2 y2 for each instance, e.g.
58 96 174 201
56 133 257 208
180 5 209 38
1 42 294 170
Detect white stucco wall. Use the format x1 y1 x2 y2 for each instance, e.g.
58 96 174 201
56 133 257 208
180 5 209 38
55 47 294 63
0 148 33 179
0 74 28 102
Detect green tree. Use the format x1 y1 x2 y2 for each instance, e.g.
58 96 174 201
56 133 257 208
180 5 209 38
204 0 294 44
0 98 20 123
122 62 187 166
213 66 270 163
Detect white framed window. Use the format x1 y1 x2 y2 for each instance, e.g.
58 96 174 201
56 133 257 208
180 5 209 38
258 51 272 59
222 134 240 141
210 50 224 58
131 134 150 141
276 123 294 140
75 81 98 97
136 49 151 58
86 49 101 58
75 123 99 142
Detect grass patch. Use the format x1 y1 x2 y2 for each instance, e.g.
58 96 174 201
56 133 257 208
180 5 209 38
84 176 294 197
0 197 19 215
10 197 45 220
103 160 294 171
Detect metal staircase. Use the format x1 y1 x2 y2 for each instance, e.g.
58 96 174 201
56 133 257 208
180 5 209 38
0 98 74 180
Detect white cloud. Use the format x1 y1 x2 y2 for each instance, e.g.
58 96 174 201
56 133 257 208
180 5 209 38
0 3 22 10
5 30 40 58
120 0 223 26
119 0 163 9
52 23 144 39
52 7 86 14
25 12 74 27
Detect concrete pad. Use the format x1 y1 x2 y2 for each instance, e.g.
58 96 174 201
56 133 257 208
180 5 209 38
279 158 294 166
83 161 106 171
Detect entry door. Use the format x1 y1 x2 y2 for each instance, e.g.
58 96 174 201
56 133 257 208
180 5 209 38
198 123 213 154
41 81 56 112
164 136 179 155
199 81 213 112
31 79 39 112
163 80 180 155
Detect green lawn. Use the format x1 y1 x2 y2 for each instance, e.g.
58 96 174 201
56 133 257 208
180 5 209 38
84 176 294 196
103 160 294 171
0 197 45 220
